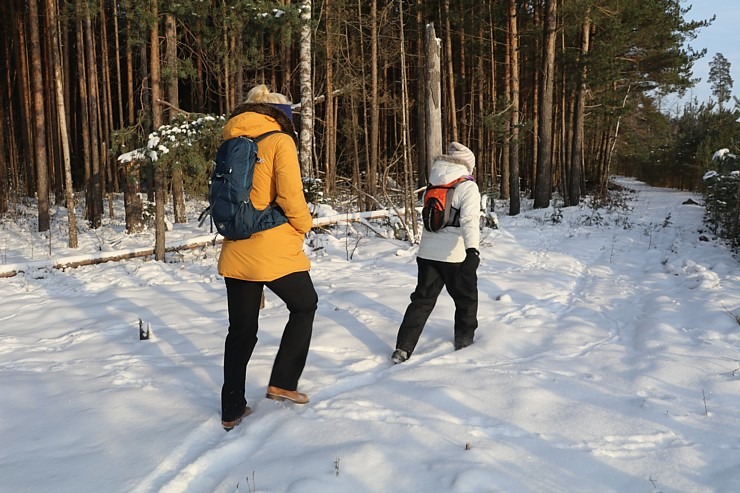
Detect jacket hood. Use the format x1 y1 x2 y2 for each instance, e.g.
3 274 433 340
428 156 474 186
228 102 297 144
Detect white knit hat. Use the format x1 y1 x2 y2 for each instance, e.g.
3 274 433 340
447 142 476 172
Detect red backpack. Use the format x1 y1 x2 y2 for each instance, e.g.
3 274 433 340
421 176 472 232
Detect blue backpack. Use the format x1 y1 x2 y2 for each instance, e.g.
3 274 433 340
199 131 288 240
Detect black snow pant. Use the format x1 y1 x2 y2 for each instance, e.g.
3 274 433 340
395 257 478 355
221 271 318 421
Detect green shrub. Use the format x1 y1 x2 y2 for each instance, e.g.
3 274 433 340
703 149 740 247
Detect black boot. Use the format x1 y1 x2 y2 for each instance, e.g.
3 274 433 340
391 349 409 364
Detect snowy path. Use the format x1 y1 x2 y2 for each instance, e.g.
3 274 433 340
2 178 740 493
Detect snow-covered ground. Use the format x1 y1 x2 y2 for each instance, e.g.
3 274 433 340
1 178 739 493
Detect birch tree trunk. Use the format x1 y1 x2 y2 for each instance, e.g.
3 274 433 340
46 0 77 247
43 12 62 206
299 0 313 178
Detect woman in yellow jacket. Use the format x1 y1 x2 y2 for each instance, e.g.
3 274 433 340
219 85 317 431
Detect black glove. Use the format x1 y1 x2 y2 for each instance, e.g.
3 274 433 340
461 248 480 272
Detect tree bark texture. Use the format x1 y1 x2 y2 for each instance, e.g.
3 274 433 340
534 0 557 209
28 0 51 231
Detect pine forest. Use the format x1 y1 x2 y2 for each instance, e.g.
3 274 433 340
2 0 739 252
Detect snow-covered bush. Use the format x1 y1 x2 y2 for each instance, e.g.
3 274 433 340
114 114 226 201
145 115 226 198
303 177 325 205
703 148 740 247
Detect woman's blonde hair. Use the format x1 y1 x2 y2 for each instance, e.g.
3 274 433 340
246 84 291 104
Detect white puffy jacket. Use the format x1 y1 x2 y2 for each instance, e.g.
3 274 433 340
417 157 481 263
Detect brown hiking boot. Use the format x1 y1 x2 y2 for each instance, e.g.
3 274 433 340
266 386 309 404
221 406 253 431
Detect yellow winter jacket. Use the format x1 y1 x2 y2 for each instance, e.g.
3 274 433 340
217 106 312 282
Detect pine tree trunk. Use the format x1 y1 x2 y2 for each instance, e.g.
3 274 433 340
14 10 36 198
568 13 590 207
531 1 541 194
0 1 9 213
75 3 91 211
122 159 144 234
28 0 50 231
0 96 8 214
367 0 379 209
501 3 511 201
533 0 557 209
415 0 427 188
125 8 135 126
443 0 458 143
98 1 115 195
4 1 21 205
221 3 230 113
324 0 336 197
228 34 237 109
398 0 417 242
507 0 520 216
165 14 186 224
150 0 166 261
194 27 205 112
476 12 485 185
488 2 498 193
120 0 141 232
350 91 362 205
42 7 62 207
112 0 124 129
84 2 103 228
140 42 155 203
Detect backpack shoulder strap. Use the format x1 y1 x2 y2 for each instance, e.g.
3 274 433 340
252 130 287 143
445 175 474 226
451 175 474 187
429 175 472 189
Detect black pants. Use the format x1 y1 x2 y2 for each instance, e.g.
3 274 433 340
395 257 478 355
222 271 317 421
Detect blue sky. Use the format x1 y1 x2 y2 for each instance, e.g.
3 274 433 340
668 0 740 109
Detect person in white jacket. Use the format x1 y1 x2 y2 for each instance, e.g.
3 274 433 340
391 142 481 364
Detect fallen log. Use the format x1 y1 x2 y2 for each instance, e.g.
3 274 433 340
0 210 394 278
0 237 220 278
